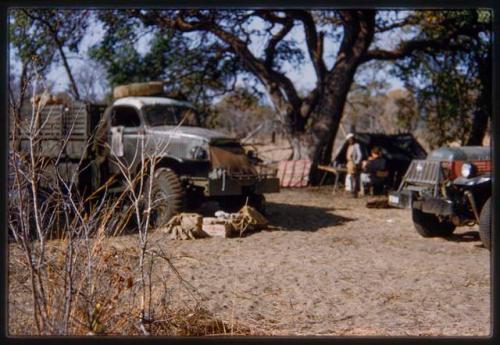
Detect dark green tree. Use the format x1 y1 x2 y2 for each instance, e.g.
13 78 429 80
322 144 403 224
9 10 55 112
392 10 491 147
90 12 241 112
19 9 90 100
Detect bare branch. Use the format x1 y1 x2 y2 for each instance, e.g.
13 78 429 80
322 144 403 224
375 14 421 32
287 10 326 82
365 12 487 63
263 16 294 69
362 35 475 63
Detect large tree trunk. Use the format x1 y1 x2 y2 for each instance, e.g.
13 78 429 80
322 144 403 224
287 66 358 163
286 11 375 168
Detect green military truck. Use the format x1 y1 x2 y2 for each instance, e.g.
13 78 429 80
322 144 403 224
11 89 279 228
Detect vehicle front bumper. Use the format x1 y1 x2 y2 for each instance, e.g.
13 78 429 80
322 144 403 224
388 190 414 208
412 197 454 216
389 190 454 216
206 175 280 197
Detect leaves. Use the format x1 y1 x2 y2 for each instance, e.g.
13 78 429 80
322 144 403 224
10 10 54 75
391 10 491 148
90 10 241 110
10 9 89 101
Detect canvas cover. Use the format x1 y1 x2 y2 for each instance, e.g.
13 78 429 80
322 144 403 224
333 133 427 164
332 133 427 189
209 145 257 176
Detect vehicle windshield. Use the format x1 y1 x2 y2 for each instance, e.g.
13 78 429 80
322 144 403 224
143 104 199 127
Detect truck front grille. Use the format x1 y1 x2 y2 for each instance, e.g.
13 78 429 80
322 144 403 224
403 160 443 185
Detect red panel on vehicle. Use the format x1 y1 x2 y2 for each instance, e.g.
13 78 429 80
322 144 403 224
277 159 312 188
448 160 491 180
474 160 492 174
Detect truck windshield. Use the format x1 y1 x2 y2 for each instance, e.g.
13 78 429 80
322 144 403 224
143 104 199 127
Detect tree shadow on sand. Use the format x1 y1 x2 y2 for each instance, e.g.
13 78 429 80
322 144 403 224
265 202 356 232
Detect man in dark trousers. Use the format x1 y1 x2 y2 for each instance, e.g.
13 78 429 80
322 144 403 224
345 133 362 197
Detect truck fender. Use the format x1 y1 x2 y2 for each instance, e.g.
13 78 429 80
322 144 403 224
452 175 491 187
136 156 184 176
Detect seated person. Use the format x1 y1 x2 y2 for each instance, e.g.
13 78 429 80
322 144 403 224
361 147 388 195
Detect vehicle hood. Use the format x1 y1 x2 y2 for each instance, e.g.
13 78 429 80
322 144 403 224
428 146 490 161
147 126 238 144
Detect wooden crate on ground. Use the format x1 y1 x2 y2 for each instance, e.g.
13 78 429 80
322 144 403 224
202 217 234 238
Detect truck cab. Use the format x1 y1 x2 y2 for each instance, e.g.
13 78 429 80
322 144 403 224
95 96 280 226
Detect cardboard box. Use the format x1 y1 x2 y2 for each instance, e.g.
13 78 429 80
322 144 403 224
201 223 233 238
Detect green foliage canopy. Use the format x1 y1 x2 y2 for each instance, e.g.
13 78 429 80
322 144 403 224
392 10 491 148
90 10 242 108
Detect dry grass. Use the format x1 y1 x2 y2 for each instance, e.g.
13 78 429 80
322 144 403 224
8 84 258 336
8 239 260 336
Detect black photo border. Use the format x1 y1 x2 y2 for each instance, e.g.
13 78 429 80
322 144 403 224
0 1 498 344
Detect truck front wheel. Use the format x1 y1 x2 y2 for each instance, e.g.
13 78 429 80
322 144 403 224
412 208 456 237
479 197 491 250
146 168 185 228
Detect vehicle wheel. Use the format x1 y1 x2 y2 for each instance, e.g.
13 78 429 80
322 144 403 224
412 208 456 237
479 197 491 250
146 168 185 228
218 194 266 213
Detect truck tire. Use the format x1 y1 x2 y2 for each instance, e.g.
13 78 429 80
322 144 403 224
146 168 185 229
412 208 456 237
479 197 491 250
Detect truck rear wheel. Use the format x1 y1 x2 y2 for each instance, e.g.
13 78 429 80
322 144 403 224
218 194 266 214
479 197 491 250
146 168 185 229
412 208 456 237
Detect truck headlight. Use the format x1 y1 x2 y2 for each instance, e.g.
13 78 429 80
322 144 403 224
461 163 475 178
190 146 208 160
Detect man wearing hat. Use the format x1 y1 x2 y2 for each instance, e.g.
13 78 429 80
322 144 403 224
345 133 362 197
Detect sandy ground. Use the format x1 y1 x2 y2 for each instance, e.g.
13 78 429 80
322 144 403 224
117 188 491 336
9 188 491 336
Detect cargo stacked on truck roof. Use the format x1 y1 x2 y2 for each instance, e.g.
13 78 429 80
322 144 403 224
113 96 194 109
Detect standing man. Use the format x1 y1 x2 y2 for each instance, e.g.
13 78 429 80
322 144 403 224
345 133 362 197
